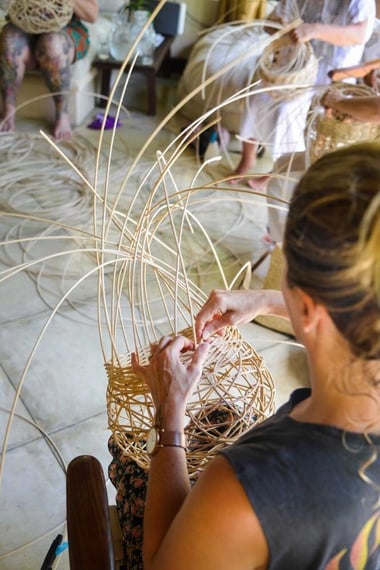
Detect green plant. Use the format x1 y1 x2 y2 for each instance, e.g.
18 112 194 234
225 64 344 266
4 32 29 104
126 0 151 11
119 0 151 20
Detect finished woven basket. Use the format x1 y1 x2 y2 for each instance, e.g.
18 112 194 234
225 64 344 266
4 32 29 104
106 326 275 479
8 0 74 34
257 35 318 99
307 84 380 164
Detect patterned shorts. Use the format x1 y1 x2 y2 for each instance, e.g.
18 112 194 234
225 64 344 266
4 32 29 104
108 408 238 568
64 16 90 62
108 437 148 570
3 14 90 63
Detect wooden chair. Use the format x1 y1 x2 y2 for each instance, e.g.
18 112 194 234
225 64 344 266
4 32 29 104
66 455 126 569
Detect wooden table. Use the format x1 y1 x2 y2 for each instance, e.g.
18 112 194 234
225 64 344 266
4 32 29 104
93 35 174 116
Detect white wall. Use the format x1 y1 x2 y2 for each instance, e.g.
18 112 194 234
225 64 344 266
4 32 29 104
173 0 220 58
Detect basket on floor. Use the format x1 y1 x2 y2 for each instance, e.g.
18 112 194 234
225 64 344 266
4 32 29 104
106 326 275 479
306 84 380 164
8 0 74 34
257 35 318 100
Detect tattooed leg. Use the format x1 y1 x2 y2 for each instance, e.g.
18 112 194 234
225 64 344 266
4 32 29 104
35 31 75 140
0 23 34 132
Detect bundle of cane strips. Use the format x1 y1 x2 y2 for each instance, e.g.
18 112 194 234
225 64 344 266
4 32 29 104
8 0 74 34
306 83 380 165
257 34 318 100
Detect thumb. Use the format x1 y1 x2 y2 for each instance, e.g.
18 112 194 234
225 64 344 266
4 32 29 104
188 341 210 374
202 315 231 340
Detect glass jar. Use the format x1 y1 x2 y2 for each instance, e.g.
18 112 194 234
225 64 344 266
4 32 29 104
109 9 156 63
109 11 131 61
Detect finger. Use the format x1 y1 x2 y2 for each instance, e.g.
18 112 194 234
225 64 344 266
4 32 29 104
149 341 159 353
195 300 224 340
131 351 139 366
188 341 210 375
157 336 173 350
131 351 147 379
195 315 218 341
168 335 194 355
201 314 231 340
149 336 173 359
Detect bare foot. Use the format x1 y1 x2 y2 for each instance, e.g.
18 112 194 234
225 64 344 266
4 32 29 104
227 173 246 185
228 162 256 185
0 104 16 132
54 112 72 140
228 139 259 183
226 174 270 189
247 175 270 191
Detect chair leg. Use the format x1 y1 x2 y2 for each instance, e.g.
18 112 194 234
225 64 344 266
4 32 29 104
66 455 116 570
146 70 157 115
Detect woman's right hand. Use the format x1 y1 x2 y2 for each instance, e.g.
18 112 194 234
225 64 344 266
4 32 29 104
321 88 344 109
364 69 380 91
132 335 210 431
320 88 343 118
195 288 286 341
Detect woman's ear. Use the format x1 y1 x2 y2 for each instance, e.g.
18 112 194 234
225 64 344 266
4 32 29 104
299 289 326 334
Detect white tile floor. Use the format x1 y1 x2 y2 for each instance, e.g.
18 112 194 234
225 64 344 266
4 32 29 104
0 77 309 569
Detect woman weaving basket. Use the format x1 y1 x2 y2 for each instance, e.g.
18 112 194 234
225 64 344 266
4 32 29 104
262 54 380 249
0 0 98 139
322 86 380 121
109 142 380 569
232 0 375 188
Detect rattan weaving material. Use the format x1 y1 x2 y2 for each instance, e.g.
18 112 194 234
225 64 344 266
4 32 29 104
307 84 380 164
257 35 318 99
8 0 74 34
106 326 275 478
255 245 294 336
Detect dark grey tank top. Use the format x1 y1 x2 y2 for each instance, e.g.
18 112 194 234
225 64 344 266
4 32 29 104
222 388 380 569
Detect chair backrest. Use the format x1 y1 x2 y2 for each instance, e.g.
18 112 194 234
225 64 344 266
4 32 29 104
66 455 115 570
146 0 186 36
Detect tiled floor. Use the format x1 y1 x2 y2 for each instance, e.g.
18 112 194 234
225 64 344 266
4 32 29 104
0 76 309 569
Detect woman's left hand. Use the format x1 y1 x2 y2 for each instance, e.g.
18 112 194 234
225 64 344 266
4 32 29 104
290 23 318 43
132 335 210 429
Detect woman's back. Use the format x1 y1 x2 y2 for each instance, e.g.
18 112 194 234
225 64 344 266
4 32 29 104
223 388 380 568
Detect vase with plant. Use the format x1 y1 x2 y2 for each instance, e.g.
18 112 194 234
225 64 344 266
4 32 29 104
116 0 151 24
109 0 156 63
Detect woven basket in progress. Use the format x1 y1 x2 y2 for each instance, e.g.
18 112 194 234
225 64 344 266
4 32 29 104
258 36 318 99
106 326 275 478
8 0 74 33
307 84 380 164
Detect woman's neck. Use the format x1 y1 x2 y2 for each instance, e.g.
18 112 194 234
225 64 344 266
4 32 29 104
291 355 380 433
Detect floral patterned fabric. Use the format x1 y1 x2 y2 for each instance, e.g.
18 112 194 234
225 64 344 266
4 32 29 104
108 437 148 570
108 407 238 567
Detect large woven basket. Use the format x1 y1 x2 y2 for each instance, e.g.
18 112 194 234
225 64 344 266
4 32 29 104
257 35 318 99
8 0 74 34
106 326 275 478
307 84 380 164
